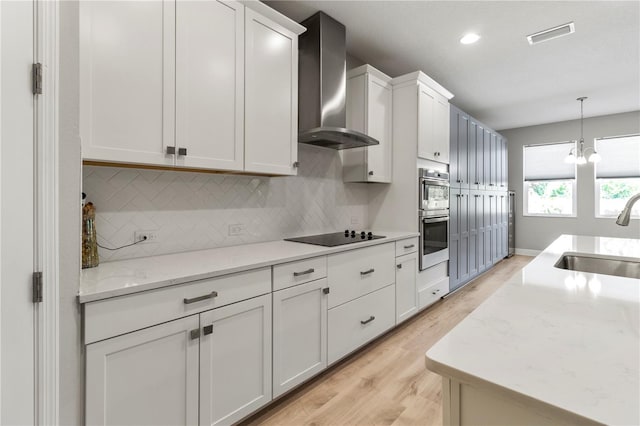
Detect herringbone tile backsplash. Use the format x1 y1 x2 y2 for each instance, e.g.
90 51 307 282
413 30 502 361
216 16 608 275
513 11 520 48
83 145 369 261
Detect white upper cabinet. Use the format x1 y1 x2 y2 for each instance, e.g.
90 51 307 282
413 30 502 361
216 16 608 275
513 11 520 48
80 0 304 175
343 65 393 183
175 0 244 171
418 83 451 164
79 0 175 166
244 8 299 175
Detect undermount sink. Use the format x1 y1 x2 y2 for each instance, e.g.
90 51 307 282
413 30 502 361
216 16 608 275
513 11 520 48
554 252 640 279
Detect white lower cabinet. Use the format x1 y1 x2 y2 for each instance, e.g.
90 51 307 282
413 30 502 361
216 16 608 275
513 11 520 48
396 252 419 324
199 294 272 426
418 278 448 310
85 316 200 426
328 284 396 365
272 279 328 398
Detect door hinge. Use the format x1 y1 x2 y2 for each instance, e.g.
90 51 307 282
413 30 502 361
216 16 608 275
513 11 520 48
33 272 43 303
32 63 43 95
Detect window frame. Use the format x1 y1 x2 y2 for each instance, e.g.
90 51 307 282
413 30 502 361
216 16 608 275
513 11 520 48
522 141 577 218
523 179 577 218
593 134 640 220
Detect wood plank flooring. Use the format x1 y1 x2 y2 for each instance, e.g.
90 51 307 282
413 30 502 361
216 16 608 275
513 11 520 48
242 255 534 426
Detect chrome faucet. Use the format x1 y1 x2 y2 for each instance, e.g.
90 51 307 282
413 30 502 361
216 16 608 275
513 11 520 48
616 192 640 226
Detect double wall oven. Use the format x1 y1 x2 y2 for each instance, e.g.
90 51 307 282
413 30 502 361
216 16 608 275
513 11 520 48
419 169 450 270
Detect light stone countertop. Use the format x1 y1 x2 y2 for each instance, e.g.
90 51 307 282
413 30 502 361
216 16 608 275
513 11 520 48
426 234 640 425
79 231 419 303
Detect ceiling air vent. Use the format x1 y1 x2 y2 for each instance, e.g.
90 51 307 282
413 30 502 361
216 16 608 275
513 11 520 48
527 22 575 45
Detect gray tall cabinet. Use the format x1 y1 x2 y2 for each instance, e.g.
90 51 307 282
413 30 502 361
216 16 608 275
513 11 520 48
449 106 508 292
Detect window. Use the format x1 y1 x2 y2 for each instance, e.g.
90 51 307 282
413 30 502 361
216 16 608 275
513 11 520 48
523 142 576 216
595 134 640 218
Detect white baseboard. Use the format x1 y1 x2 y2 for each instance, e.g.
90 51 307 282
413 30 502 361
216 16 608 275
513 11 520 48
515 248 541 257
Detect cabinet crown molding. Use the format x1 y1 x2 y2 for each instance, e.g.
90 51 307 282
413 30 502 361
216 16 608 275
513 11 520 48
391 71 454 100
240 0 306 35
347 64 392 83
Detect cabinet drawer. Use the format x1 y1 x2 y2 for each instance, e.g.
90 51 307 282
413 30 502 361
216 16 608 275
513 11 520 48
418 277 448 310
418 260 448 290
327 243 395 308
273 256 327 291
328 284 395 365
84 267 271 344
396 237 419 256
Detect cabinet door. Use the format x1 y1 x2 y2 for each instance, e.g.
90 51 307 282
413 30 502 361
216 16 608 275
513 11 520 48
458 191 470 284
418 85 449 163
468 121 477 191
474 193 486 273
366 74 393 182
456 114 469 188
490 195 499 263
484 194 492 269
435 96 451 164
448 188 460 289
449 107 459 186
490 133 498 189
199 294 272 426
396 252 419 324
79 0 175 166
468 192 478 277
501 137 509 189
483 129 492 190
175 0 244 171
273 280 328 398
86 316 199 426
245 9 298 175
476 124 485 189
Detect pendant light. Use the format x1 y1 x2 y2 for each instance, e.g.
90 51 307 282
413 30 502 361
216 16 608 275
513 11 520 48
564 97 601 164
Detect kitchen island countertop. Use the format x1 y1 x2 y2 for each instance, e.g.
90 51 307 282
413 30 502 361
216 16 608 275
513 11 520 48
426 234 640 425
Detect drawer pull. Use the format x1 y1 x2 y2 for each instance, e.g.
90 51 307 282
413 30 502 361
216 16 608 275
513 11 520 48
322 287 330 294
360 316 375 325
403 244 415 249
360 268 375 276
190 329 200 340
183 291 218 305
397 263 402 269
203 325 213 336
293 268 315 277
432 289 441 295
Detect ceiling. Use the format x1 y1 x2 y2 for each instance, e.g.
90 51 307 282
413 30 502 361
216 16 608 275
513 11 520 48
266 1 640 131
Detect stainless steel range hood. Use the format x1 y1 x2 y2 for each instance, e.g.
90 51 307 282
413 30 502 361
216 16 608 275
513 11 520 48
298 12 379 150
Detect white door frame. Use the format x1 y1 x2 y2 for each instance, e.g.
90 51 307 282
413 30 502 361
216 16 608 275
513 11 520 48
35 0 60 424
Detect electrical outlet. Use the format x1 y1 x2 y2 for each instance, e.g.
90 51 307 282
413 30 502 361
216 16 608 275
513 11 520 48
228 224 244 236
134 230 159 244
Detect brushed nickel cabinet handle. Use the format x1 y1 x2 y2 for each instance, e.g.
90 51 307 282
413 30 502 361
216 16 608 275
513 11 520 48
360 268 375 276
293 268 315 277
166 146 176 155
360 316 375 325
190 329 200 340
397 264 402 269
368 170 374 176
322 287 330 294
293 161 300 168
183 291 218 304
403 244 415 249
203 325 213 336
177 147 188 156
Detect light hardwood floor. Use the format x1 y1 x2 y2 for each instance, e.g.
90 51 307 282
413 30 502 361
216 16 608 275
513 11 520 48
242 255 534 426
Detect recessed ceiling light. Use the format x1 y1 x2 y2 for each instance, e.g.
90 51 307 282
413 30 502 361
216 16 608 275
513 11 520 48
460 33 480 45
527 22 575 45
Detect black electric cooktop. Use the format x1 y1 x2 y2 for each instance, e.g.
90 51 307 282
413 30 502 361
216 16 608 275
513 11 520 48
285 230 385 247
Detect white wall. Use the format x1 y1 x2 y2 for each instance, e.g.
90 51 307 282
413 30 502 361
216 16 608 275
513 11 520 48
502 111 640 251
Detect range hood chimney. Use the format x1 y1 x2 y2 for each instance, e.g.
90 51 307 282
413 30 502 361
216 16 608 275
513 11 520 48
298 12 379 150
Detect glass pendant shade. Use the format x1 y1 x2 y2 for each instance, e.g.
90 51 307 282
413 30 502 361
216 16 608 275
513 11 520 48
588 152 601 163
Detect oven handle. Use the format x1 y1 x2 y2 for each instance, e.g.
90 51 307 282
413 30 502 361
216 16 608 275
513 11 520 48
419 178 450 187
422 216 449 224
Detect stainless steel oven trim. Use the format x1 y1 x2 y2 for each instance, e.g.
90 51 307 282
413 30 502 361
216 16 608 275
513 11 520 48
422 216 449 223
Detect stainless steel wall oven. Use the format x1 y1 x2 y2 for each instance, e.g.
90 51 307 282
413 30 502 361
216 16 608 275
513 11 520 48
419 169 450 270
